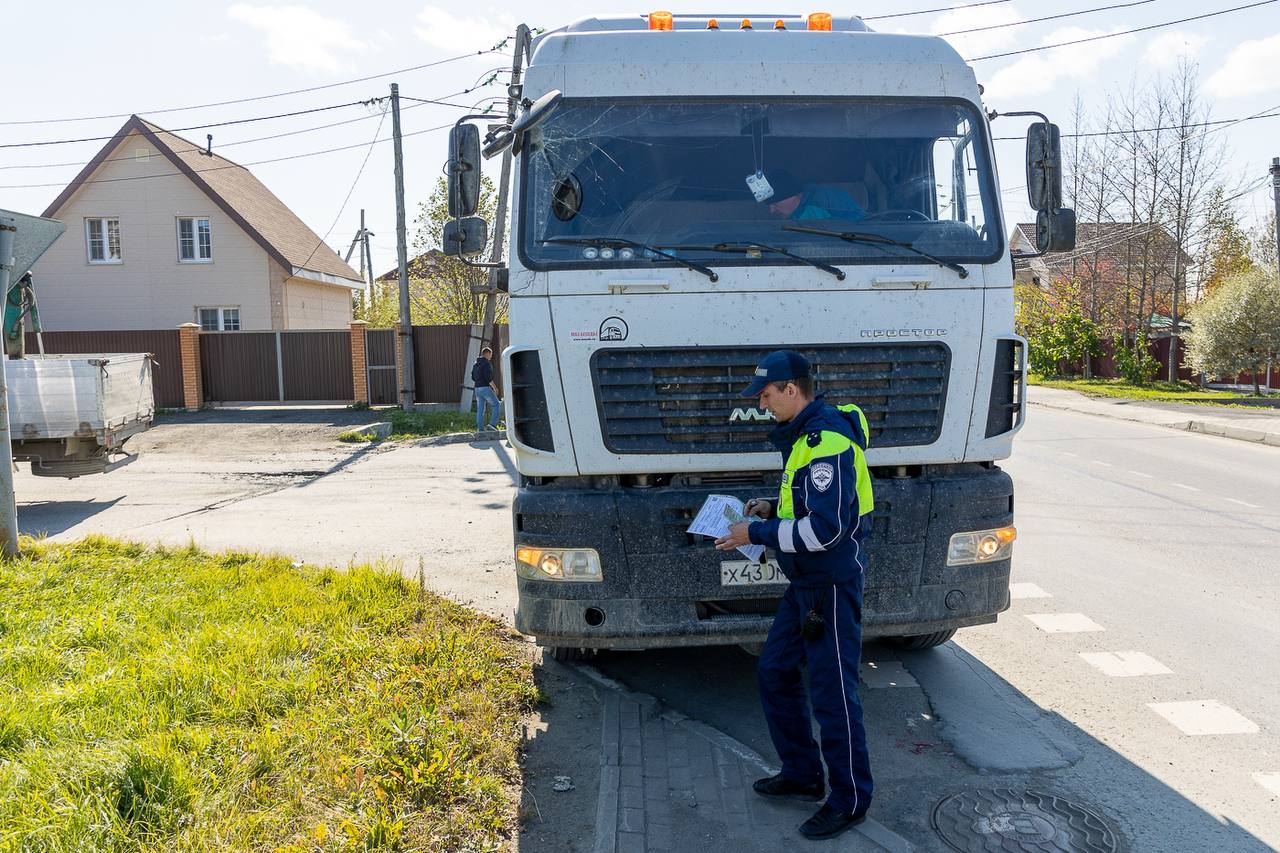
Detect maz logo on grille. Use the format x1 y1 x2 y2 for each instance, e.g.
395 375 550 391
729 407 775 423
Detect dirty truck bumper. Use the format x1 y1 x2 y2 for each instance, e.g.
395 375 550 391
514 464 1013 649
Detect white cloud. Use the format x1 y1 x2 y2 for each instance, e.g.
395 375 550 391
981 26 1134 101
931 5 1024 61
413 5 514 53
1206 31 1280 98
1143 30 1206 71
228 4 369 74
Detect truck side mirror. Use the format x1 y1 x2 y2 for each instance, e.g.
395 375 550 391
1025 122 1062 212
448 125 481 217
443 216 489 257
1036 207 1076 253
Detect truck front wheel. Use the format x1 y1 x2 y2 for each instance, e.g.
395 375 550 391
882 629 957 650
547 646 596 663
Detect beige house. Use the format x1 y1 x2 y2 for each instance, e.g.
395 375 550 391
34 115 363 331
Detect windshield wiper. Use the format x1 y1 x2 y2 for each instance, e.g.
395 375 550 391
664 242 846 281
782 224 970 279
540 236 719 282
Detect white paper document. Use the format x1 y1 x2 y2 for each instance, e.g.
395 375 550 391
688 494 766 563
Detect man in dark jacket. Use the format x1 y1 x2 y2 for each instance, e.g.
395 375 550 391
715 350 874 840
471 347 503 432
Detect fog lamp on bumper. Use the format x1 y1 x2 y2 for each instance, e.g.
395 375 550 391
946 526 1016 566
516 547 603 581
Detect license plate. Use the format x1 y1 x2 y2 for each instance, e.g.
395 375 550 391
720 559 788 587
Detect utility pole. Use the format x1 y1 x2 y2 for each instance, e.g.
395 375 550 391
1271 157 1280 281
391 83 416 410
344 209 374 312
462 24 531 415
0 217 20 556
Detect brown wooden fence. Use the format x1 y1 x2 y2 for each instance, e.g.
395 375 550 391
412 325 507 403
23 329 184 408
201 330 354 403
366 329 396 405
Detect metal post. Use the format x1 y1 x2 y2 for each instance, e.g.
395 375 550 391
0 218 21 556
468 24 530 413
391 83 416 410
1270 157 1280 281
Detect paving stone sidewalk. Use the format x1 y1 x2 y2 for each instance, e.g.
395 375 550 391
581 668 912 853
1027 385 1280 446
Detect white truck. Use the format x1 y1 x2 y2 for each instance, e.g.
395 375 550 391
444 12 1075 658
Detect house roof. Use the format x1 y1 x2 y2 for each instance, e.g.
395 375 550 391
376 250 445 282
1012 221 1194 273
42 115 362 285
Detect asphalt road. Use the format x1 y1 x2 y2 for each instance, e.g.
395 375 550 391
15 407 1279 850
595 407 1280 851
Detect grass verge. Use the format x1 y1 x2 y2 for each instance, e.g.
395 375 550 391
1028 374 1277 407
0 537 539 852
386 410 484 440
337 430 378 443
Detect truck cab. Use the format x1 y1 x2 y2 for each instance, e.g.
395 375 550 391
446 12 1074 656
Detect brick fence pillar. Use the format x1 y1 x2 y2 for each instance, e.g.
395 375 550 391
178 322 203 411
350 320 369 404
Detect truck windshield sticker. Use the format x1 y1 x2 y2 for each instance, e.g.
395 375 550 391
521 99 1001 271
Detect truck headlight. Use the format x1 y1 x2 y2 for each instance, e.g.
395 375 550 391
946 526 1016 566
516 547 603 582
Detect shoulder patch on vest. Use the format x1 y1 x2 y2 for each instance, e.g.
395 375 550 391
810 461 835 492
807 431 822 447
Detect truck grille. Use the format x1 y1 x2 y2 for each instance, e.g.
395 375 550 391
592 343 949 454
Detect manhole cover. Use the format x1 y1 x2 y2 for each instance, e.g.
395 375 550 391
932 789 1118 852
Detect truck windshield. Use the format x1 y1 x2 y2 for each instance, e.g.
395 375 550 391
519 98 1001 271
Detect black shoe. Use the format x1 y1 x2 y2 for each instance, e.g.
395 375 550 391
798 803 867 840
752 773 824 802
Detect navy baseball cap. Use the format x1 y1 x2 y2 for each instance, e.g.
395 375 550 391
740 350 810 397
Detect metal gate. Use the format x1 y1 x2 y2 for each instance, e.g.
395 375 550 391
365 329 397 405
201 330 353 403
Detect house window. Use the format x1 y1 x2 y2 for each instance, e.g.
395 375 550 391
85 217 122 264
177 217 212 262
198 307 240 331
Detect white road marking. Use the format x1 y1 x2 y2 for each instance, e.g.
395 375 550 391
1092 461 1113 467
1009 582 1052 600
1025 613 1105 634
1061 451 1078 458
1173 483 1200 492
1079 651 1172 677
860 661 919 689
1226 498 1260 508
1128 471 1154 479
1147 701 1259 736
1253 772 1280 798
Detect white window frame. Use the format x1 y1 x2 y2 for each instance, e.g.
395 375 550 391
176 216 213 263
197 306 240 331
85 217 122 264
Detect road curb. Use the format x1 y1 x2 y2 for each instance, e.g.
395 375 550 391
1028 399 1280 448
576 663 914 853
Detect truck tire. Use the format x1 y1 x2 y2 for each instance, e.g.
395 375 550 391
882 629 957 650
547 646 595 663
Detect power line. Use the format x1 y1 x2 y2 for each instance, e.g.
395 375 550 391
0 100 380 150
0 120 458 191
0 40 512 127
298 106 390 271
939 0 1158 36
967 0 1278 62
864 0 1013 21
993 109 1280 141
0 83 500 171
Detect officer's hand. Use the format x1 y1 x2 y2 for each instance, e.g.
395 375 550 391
744 499 772 520
715 521 754 551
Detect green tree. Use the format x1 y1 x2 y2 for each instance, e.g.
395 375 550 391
1017 277 1105 376
1185 268 1280 395
1198 185 1256 298
410 177 507 325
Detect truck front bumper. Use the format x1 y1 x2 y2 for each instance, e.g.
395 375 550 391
514 463 1014 649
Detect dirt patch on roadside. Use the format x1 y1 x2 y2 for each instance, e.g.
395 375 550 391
135 409 384 464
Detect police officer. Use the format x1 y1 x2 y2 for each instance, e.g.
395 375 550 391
715 350 874 840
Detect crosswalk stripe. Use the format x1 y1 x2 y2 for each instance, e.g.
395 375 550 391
1148 700 1259 736
1079 651 1172 677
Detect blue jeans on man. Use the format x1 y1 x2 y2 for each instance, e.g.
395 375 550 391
475 386 503 432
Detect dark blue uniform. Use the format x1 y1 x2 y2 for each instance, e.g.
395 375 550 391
747 397 874 816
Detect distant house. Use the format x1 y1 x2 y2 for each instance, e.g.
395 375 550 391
33 115 363 331
1009 221 1193 300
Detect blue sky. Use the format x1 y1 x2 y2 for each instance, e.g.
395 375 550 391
5 1 1278 278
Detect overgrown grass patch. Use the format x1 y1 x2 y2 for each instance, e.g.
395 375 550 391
1028 374 1276 406
337 430 378 443
0 537 539 852
385 410 478 440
